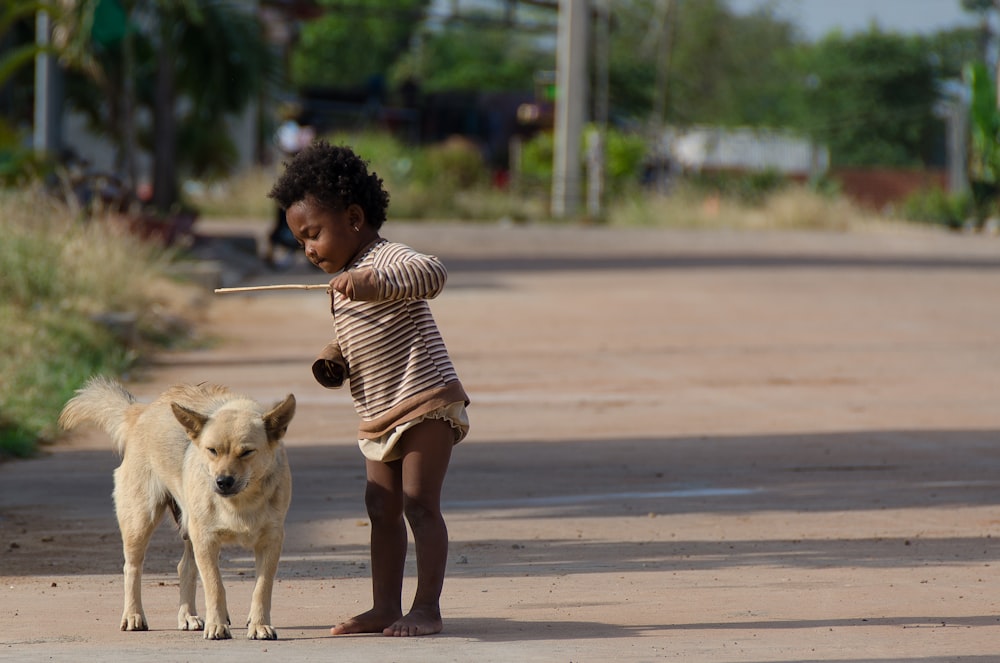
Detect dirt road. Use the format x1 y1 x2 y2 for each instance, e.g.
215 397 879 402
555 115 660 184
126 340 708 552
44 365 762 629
4 220 1000 662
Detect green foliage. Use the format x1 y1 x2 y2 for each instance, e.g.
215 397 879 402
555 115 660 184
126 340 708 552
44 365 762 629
0 0 57 87
965 61 1000 183
176 1 280 117
0 189 191 458
391 13 550 93
899 185 971 229
324 130 423 184
320 131 440 218
518 130 554 190
57 0 279 206
290 130 540 220
422 137 488 189
0 303 130 457
176 113 242 180
684 170 789 206
516 127 649 196
291 0 429 90
609 0 803 127
0 40 40 89
0 117 52 185
962 60 1000 221
795 30 942 167
602 128 647 194
923 26 983 77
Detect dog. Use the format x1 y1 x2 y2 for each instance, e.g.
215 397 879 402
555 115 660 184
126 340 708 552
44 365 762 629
59 376 296 640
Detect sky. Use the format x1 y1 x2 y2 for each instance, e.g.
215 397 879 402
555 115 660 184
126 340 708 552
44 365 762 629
728 0 981 41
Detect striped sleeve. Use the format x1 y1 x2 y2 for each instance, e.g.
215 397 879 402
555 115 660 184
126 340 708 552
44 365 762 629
371 243 448 300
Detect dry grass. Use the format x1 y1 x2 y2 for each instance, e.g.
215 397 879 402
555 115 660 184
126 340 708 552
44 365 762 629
185 166 280 220
606 184 921 233
0 187 201 457
191 166 930 234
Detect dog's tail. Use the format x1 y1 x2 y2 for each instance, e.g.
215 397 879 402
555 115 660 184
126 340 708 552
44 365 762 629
58 376 137 457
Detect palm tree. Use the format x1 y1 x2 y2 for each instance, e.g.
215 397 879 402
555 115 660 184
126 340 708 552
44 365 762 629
58 0 279 212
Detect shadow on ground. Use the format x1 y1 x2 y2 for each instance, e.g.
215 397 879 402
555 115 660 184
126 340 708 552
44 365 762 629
3 429 999 579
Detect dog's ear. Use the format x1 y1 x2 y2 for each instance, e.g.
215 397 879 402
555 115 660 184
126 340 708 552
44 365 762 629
171 402 209 441
264 394 296 444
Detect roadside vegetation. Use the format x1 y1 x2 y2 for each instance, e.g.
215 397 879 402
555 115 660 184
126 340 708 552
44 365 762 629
188 127 956 233
0 188 199 459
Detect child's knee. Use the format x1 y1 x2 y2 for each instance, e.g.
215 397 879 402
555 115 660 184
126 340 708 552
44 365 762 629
364 483 403 522
402 496 442 529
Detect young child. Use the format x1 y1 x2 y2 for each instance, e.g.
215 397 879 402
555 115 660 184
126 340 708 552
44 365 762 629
268 141 469 637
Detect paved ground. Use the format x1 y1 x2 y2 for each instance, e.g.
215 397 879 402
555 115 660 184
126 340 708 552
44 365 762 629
4 220 1000 662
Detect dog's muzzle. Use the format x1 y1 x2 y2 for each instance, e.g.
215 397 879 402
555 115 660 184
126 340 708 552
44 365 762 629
214 475 240 496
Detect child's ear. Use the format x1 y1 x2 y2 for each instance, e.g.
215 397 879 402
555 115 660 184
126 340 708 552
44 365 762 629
347 203 366 227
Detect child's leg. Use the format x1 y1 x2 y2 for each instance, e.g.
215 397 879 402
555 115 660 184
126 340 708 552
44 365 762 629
330 458 406 635
385 418 454 637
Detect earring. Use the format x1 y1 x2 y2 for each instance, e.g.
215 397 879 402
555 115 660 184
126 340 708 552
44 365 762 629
353 226 359 232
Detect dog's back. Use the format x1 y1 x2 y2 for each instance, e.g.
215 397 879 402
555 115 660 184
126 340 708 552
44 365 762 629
59 376 138 456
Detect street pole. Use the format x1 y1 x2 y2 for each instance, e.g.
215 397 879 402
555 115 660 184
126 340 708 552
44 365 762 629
33 10 60 158
552 0 588 219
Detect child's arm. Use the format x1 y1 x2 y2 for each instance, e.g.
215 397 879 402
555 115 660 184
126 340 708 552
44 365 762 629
337 246 448 301
311 340 348 388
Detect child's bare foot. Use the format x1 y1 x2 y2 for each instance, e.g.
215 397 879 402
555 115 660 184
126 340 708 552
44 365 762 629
382 606 443 637
330 608 401 635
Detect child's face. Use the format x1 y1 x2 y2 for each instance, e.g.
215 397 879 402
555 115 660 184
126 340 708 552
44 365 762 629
285 197 366 273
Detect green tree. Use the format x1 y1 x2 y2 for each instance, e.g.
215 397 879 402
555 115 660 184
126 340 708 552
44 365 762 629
390 12 550 93
795 30 944 167
965 60 1000 217
290 0 429 90
607 0 803 127
149 0 279 208
58 0 278 211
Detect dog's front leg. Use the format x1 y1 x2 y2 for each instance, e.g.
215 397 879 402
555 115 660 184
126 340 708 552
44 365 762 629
246 531 283 639
176 537 205 631
192 537 232 639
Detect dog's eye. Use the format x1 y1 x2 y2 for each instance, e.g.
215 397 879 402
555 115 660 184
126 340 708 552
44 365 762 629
239 449 255 459
206 448 218 457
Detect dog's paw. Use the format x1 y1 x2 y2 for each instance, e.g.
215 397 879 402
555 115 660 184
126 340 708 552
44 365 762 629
178 612 204 631
247 623 278 640
120 613 148 631
202 622 232 640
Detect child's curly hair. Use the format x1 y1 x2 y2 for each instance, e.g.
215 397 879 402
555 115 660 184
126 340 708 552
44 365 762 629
268 140 390 229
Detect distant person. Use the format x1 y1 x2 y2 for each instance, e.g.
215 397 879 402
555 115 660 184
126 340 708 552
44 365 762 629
268 141 470 637
265 111 316 267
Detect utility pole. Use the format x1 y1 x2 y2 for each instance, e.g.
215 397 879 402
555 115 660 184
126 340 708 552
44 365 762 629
650 0 675 128
947 96 969 195
551 0 588 219
587 0 610 220
33 9 61 158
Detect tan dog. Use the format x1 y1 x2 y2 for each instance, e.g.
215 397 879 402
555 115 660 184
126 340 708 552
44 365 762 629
59 376 295 640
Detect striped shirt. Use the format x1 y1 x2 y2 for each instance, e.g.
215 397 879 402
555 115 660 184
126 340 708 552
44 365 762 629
312 239 469 439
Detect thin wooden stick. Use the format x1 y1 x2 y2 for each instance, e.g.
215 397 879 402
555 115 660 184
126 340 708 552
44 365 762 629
214 284 329 294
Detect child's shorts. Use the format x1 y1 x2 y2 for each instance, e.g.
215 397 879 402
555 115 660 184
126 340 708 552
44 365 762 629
358 401 469 463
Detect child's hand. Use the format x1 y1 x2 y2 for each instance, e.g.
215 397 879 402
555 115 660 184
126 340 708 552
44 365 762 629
328 272 354 299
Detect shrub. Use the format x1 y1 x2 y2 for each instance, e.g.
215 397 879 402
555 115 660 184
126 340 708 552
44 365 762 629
684 169 790 205
899 186 971 229
515 126 662 208
0 188 195 458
